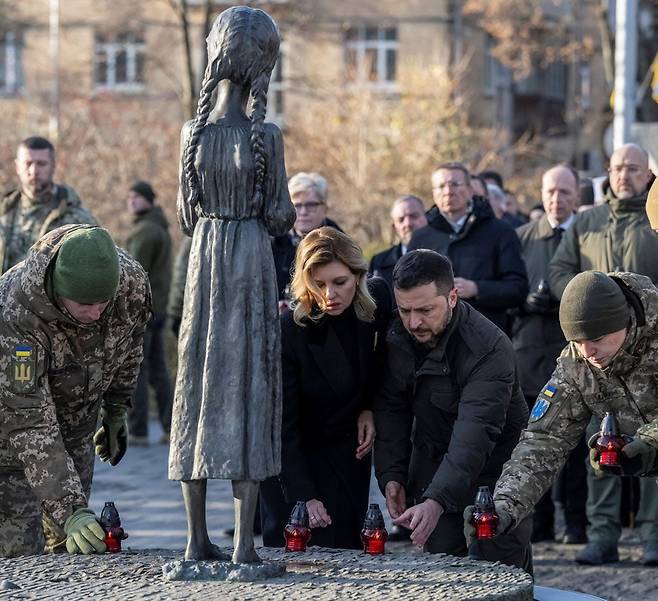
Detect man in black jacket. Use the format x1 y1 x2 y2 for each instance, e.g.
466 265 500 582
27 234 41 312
369 195 427 289
409 162 528 333
374 250 532 573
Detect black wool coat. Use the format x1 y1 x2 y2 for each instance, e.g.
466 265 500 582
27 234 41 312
368 244 402 291
374 301 528 514
408 199 528 332
260 277 393 549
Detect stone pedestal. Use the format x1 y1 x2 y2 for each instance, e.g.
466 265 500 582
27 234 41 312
0 547 533 600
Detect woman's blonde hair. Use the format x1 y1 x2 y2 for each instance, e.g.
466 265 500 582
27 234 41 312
291 227 376 326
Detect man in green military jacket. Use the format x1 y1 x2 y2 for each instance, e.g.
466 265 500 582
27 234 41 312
0 225 151 557
548 142 658 565
465 271 658 566
0 136 97 274
125 181 173 444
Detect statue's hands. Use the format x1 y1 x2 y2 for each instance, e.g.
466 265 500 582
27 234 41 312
306 499 332 528
356 410 375 459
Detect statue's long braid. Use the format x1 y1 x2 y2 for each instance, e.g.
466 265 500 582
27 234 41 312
249 71 270 207
183 62 220 210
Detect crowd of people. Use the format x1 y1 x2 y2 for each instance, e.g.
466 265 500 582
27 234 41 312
2 128 658 581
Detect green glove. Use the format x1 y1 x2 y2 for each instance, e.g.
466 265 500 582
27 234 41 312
94 407 128 466
64 508 107 554
463 504 513 549
621 439 657 476
587 432 634 476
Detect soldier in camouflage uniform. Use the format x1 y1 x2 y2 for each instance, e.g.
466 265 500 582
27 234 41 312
0 225 151 557
464 270 658 566
0 136 97 275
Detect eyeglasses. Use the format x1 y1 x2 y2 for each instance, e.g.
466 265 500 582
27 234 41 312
293 201 324 211
608 165 643 176
433 181 467 191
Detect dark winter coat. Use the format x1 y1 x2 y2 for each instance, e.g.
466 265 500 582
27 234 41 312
549 179 658 299
260 277 392 549
374 300 528 514
271 217 342 300
512 215 568 398
368 243 403 291
408 199 528 332
126 205 172 316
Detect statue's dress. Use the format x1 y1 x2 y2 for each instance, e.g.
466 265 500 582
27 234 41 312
168 120 295 481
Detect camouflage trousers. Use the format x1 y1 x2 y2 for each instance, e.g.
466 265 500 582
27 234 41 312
0 434 95 557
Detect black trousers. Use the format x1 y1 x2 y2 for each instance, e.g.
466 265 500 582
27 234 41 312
129 314 173 437
426 511 534 576
527 396 587 534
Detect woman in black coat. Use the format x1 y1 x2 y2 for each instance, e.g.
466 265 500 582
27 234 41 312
260 227 392 549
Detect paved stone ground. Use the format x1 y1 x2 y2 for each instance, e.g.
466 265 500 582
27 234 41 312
4 420 658 600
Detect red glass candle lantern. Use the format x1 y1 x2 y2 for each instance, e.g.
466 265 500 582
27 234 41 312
100 501 128 553
284 501 312 552
472 486 499 540
360 503 388 555
596 412 626 468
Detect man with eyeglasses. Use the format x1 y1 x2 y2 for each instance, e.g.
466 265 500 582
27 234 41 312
408 162 528 333
549 143 658 566
271 172 342 311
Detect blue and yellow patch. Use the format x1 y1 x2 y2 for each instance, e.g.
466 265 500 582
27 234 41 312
11 344 36 393
542 384 557 398
530 398 551 422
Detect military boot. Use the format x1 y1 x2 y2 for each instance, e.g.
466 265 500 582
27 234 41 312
641 541 658 566
575 541 619 565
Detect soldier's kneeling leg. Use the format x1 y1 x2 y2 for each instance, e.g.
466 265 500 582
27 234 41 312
0 466 44 557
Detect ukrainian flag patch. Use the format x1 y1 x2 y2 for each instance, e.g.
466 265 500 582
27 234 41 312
542 384 557 398
15 345 32 358
11 344 37 393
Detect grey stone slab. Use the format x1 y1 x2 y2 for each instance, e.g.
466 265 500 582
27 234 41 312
0 547 532 601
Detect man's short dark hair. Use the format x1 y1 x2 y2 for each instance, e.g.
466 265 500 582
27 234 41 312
393 250 454 296
434 161 470 184
470 174 489 198
19 136 55 158
479 170 503 189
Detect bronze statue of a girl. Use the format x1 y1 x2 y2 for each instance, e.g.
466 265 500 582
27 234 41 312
168 6 295 564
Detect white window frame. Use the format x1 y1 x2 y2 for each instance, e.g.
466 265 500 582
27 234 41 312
94 32 145 93
0 32 23 96
344 25 398 91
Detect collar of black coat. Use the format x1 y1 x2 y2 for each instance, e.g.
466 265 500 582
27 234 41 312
387 301 463 375
425 197 494 235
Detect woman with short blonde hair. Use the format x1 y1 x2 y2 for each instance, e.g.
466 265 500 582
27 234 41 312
260 226 393 550
291 227 376 326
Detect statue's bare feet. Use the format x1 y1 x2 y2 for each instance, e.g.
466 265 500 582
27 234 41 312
232 545 262 564
186 540 231 561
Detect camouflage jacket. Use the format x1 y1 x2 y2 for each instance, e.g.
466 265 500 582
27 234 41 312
0 224 151 528
0 185 98 275
495 272 658 527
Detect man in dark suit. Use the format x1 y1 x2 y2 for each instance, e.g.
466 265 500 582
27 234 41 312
513 164 586 545
369 195 427 289
409 162 528 333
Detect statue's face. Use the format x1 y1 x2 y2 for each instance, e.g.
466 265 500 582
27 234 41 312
15 146 55 198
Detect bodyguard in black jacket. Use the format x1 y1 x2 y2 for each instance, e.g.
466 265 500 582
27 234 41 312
374 250 532 573
409 196 528 333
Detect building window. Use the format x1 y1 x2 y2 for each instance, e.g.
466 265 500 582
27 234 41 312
94 31 145 92
0 32 23 95
344 25 398 89
267 47 285 125
483 34 509 96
